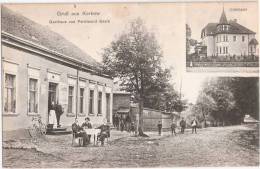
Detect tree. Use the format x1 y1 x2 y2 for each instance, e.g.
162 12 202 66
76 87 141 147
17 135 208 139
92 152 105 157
102 18 173 136
195 92 217 127
228 77 259 121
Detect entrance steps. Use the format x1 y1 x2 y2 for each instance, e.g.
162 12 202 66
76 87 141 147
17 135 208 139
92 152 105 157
46 127 72 135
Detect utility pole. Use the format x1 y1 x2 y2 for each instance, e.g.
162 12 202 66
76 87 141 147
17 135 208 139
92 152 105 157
76 68 79 119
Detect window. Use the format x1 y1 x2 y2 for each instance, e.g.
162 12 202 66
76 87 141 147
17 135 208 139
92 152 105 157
233 36 236 41
220 47 222 54
89 90 94 114
68 86 74 114
98 92 102 115
226 47 228 54
216 47 218 54
224 35 228 42
4 74 16 113
79 88 84 114
106 93 111 122
29 78 38 113
242 36 245 42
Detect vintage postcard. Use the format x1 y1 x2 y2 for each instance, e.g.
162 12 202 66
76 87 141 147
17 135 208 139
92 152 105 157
186 1 259 74
1 1 259 168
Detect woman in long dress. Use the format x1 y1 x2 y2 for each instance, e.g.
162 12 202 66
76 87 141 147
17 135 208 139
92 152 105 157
48 101 57 129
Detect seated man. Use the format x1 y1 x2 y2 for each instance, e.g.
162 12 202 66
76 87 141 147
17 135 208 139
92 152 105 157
96 122 110 146
72 119 89 146
81 117 92 143
81 117 92 129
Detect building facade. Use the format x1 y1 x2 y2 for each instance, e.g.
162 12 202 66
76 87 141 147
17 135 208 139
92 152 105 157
2 7 113 131
201 9 258 60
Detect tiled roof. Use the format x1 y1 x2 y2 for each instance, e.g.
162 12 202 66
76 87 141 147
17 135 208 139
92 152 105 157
202 10 255 37
1 6 100 68
202 21 255 37
201 23 218 37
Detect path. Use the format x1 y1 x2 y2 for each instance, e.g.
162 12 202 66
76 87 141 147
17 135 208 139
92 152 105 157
3 125 259 167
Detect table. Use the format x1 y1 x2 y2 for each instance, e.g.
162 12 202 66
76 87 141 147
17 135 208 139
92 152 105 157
84 128 101 145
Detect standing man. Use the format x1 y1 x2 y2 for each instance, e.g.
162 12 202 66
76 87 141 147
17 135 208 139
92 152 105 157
179 117 186 134
191 118 198 134
157 121 162 136
125 114 131 132
171 121 177 136
119 117 124 132
55 101 64 128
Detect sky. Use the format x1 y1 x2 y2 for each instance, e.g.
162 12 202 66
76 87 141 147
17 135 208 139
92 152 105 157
4 2 258 103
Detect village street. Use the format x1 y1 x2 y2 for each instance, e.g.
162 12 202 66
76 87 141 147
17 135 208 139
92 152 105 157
3 125 259 168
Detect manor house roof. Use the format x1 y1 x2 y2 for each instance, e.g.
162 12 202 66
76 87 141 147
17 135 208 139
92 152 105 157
201 10 255 37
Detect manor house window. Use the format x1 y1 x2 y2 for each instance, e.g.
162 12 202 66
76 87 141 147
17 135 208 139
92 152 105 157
89 90 94 115
98 91 102 115
68 86 74 114
79 88 85 114
4 74 16 114
233 36 236 41
29 78 38 114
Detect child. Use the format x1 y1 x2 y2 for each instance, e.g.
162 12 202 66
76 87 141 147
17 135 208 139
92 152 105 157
171 122 177 136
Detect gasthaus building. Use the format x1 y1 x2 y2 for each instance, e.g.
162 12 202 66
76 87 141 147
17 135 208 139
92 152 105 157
1 7 113 133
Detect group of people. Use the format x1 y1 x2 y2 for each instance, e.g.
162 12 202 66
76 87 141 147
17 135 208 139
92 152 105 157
48 101 64 128
113 114 135 132
72 117 93 146
72 117 110 146
157 117 199 136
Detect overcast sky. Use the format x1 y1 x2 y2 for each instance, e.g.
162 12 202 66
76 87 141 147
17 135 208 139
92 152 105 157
5 2 258 103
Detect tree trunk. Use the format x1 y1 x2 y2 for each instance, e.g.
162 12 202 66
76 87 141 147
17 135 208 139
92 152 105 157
138 98 148 137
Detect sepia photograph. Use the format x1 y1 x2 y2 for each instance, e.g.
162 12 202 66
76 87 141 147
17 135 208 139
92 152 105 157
186 2 259 73
1 2 259 168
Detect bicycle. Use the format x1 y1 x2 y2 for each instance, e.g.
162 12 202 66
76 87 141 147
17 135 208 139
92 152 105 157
28 115 47 141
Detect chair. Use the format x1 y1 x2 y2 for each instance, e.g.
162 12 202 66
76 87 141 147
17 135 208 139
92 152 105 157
72 132 83 147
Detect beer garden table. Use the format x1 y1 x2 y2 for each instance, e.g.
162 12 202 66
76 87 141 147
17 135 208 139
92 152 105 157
84 128 101 145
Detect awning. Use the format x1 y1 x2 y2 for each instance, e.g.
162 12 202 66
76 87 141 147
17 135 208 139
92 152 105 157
117 108 130 114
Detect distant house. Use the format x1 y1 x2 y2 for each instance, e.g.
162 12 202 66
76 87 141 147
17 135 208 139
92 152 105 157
113 91 132 119
112 92 178 131
1 6 113 132
244 115 259 124
201 9 258 60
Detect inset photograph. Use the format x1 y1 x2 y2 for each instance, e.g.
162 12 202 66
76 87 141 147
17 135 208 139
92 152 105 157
186 2 259 73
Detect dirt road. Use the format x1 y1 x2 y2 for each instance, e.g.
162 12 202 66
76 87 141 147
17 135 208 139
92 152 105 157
3 125 259 167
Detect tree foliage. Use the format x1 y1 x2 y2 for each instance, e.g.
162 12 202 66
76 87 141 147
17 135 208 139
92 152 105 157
102 18 185 134
193 77 259 126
